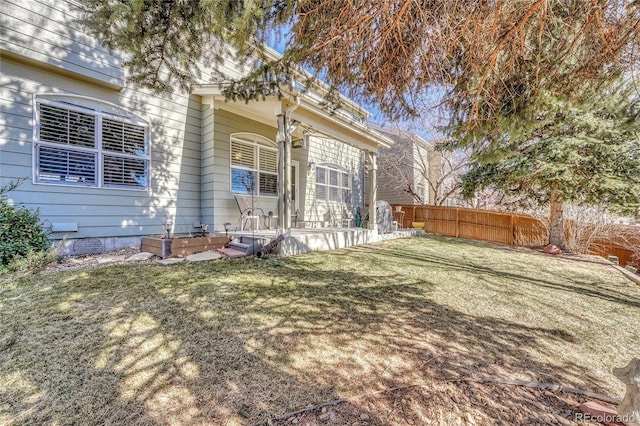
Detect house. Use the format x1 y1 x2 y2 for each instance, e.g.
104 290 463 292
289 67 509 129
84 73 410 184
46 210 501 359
374 126 444 206
0 0 396 255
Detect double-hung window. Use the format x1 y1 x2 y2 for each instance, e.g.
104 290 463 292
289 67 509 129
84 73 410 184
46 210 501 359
34 96 150 189
315 164 351 203
230 134 277 196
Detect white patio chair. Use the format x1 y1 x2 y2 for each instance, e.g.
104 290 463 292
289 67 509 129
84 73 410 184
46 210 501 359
342 208 354 228
234 196 264 231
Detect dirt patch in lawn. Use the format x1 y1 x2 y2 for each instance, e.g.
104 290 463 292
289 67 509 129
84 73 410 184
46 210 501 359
266 382 604 425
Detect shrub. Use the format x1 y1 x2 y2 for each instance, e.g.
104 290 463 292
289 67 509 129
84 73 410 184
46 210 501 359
4 248 60 275
563 205 640 267
0 179 50 267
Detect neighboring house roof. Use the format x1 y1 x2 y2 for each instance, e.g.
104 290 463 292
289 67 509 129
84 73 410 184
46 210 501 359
370 124 434 151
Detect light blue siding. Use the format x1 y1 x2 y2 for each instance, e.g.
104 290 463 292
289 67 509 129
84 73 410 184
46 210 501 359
210 108 277 232
1 0 378 251
1 0 125 88
302 136 365 223
1 1 205 240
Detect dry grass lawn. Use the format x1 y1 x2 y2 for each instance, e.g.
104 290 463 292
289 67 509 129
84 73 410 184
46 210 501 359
1 235 639 425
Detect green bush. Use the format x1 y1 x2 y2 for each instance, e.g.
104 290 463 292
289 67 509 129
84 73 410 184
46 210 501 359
4 248 60 275
0 179 50 267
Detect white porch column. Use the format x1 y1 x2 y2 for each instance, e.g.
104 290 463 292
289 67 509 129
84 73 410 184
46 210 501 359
276 111 293 232
277 113 286 232
368 151 377 230
284 117 292 230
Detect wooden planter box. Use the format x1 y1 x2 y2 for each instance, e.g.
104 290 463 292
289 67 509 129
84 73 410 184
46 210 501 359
141 237 172 259
141 235 231 259
170 235 231 257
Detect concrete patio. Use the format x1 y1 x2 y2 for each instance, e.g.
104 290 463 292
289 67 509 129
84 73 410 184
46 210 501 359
228 226 425 256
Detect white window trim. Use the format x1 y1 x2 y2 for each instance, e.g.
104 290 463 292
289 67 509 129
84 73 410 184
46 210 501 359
315 163 351 204
230 133 277 197
32 94 151 191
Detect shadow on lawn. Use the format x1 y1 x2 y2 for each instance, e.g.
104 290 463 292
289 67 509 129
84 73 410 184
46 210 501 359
4 239 637 425
3 271 304 424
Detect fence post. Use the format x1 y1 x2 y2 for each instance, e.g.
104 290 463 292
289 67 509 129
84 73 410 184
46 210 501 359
424 205 428 232
455 208 460 238
511 214 515 245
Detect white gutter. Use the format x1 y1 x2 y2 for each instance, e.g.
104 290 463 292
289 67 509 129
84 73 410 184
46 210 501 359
260 45 371 121
191 85 393 150
294 94 394 149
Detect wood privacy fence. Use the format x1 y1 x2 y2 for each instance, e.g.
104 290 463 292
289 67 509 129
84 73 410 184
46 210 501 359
564 220 640 269
391 204 639 268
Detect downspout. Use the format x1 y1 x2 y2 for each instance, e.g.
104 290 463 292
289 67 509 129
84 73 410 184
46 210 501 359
362 151 366 208
368 150 378 231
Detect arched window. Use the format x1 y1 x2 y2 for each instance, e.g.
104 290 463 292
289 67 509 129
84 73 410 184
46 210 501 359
315 163 351 203
230 133 277 197
33 94 150 189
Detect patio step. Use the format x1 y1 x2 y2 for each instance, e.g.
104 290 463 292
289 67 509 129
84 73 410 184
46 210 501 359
228 241 250 251
226 236 263 256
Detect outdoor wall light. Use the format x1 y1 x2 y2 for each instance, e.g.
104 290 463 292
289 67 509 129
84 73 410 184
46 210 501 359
223 222 232 236
162 220 173 239
308 160 316 169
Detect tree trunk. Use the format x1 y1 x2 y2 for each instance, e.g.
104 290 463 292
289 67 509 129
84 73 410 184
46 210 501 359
549 191 566 249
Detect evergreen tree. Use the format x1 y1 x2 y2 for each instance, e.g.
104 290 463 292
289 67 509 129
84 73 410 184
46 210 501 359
79 0 273 93
78 1 640 126
456 83 640 248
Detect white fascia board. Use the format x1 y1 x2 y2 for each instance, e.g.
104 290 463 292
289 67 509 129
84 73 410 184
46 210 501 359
192 85 224 96
191 85 392 150
259 45 371 120
293 98 393 151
